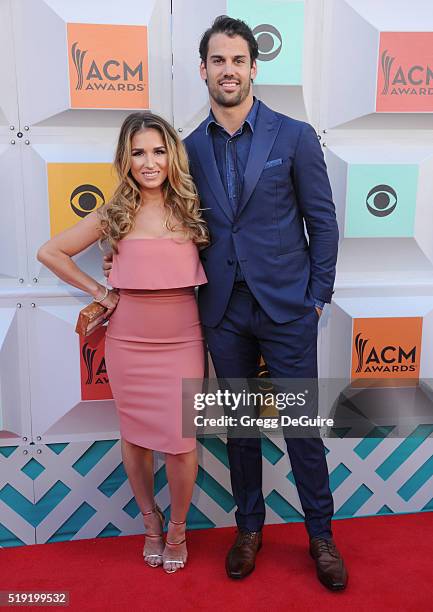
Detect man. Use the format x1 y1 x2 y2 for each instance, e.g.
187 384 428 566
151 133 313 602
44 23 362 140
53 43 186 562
105 15 347 591
185 16 346 591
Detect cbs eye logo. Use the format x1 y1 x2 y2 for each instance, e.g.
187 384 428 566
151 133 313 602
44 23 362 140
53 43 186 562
366 184 397 217
70 184 105 218
252 24 283 62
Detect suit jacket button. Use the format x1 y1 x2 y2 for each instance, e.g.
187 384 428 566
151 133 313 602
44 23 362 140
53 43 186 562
227 259 234 265
232 226 239 233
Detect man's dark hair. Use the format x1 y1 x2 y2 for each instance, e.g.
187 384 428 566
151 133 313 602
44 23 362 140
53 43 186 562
199 15 259 64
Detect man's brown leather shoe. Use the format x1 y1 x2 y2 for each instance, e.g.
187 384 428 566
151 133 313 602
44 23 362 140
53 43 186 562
225 530 262 579
309 537 348 591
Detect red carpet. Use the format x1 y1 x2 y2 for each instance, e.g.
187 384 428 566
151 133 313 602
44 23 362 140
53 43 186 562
1 513 432 611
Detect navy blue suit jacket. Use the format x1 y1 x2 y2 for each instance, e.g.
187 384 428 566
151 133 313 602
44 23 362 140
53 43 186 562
184 100 339 328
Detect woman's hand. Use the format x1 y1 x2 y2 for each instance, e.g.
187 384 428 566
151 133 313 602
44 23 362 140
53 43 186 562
98 288 120 318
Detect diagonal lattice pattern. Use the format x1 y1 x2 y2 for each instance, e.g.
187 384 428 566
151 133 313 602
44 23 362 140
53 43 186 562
1 430 432 547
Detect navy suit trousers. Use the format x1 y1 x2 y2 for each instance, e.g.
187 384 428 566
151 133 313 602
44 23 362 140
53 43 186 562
204 283 334 539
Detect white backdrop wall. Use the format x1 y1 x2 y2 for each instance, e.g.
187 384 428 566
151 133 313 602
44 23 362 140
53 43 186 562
0 0 432 547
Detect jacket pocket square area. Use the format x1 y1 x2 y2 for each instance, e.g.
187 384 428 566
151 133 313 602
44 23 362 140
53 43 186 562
264 158 283 169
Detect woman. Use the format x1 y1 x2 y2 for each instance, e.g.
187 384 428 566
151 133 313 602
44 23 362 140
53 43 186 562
37 112 209 574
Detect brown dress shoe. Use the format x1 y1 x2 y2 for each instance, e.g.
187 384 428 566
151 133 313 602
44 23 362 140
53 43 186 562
309 537 348 591
225 530 262 579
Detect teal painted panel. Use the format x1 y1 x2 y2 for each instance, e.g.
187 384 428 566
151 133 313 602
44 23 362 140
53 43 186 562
330 428 351 439
72 440 118 476
262 436 285 465
376 424 433 481
265 489 303 521
162 503 216 529
187 503 216 529
97 463 127 498
422 498 433 511
354 426 395 459
377 505 394 515
122 497 140 519
329 463 351 492
345 164 418 238
286 471 295 485
335 484 373 516
97 523 121 538
47 502 96 543
21 458 45 480
0 481 70 527
46 443 69 455
197 437 229 468
196 466 235 512
397 455 433 501
154 465 168 495
227 0 304 85
33 482 72 527
0 446 17 458
0 523 25 547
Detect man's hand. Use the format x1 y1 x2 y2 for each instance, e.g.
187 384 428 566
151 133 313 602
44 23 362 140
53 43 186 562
315 306 323 318
103 253 113 279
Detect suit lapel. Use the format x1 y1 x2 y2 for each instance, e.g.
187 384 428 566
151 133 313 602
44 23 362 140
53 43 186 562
237 103 282 218
192 125 234 222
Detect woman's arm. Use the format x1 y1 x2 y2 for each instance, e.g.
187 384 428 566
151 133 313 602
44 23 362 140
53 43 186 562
37 209 118 311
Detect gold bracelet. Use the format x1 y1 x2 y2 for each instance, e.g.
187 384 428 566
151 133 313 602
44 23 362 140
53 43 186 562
93 286 108 303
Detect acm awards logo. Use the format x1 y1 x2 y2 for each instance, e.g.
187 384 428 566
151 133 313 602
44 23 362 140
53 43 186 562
377 32 433 112
67 23 149 109
80 326 112 401
82 342 108 384
354 333 417 374
351 317 422 386
70 41 145 93
252 24 283 61
366 184 397 217
381 49 433 98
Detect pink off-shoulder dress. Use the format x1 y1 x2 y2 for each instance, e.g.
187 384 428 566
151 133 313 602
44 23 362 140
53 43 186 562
104 238 207 454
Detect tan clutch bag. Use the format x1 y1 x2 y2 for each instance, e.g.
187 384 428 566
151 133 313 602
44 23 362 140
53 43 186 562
75 301 108 337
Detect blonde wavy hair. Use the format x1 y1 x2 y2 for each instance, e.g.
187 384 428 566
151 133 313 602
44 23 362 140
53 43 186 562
98 112 209 252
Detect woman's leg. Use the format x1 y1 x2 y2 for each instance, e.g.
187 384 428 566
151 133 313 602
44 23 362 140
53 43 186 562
121 438 155 511
121 438 164 565
163 447 198 572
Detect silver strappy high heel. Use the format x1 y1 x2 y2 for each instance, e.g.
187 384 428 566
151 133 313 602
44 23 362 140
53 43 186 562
162 518 187 574
142 505 165 567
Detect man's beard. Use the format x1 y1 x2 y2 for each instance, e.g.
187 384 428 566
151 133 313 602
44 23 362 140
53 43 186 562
207 78 252 108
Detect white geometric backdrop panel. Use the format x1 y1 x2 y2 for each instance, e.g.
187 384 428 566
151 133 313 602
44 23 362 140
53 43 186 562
1 0 432 547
